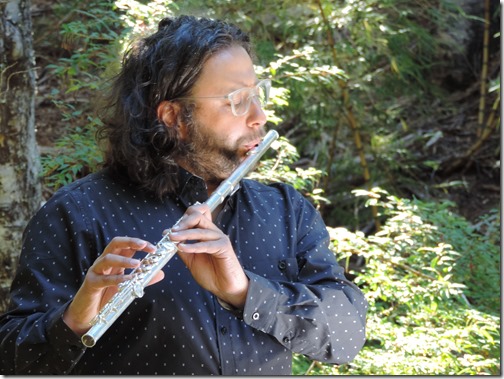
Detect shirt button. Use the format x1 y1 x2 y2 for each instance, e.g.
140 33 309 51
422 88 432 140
220 326 228 335
278 260 287 271
283 336 290 344
252 312 260 321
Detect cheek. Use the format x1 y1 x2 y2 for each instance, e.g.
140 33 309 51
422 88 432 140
197 105 240 133
194 102 228 124
191 102 249 149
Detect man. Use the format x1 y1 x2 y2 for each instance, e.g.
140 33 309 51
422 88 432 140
0 15 367 374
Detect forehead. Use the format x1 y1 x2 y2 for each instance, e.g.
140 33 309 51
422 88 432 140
192 45 257 94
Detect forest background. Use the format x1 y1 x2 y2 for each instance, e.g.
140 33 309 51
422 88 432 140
0 0 500 375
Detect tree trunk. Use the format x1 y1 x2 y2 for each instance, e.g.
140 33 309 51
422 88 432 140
0 0 41 312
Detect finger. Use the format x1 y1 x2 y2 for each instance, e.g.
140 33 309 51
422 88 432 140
171 204 213 232
177 237 231 255
86 272 138 288
102 236 156 256
168 226 223 244
92 253 142 275
186 203 212 217
171 213 217 234
88 267 165 295
146 270 165 286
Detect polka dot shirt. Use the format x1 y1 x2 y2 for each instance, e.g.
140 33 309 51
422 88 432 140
0 168 368 374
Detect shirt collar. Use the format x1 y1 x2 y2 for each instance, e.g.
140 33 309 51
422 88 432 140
177 168 209 207
176 167 241 211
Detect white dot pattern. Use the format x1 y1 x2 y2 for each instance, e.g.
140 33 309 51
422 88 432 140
0 168 367 374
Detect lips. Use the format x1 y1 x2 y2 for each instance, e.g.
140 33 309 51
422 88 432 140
244 138 261 152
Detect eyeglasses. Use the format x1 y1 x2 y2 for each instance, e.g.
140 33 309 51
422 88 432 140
173 79 271 117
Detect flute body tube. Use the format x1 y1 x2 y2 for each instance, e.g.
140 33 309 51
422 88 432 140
81 130 279 347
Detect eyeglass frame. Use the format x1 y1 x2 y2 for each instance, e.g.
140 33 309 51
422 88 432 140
171 78 271 117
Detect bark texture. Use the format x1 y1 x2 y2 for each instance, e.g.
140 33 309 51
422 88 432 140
0 0 41 312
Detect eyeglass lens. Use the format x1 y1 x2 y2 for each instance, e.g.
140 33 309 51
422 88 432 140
230 80 270 116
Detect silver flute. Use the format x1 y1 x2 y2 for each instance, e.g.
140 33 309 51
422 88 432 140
81 130 279 348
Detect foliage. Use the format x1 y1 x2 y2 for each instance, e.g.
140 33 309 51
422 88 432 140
291 188 500 375
41 118 103 190
250 136 328 206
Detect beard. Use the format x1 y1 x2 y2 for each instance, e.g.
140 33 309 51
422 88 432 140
177 117 258 188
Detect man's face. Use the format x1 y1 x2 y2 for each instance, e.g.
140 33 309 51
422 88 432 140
177 45 268 187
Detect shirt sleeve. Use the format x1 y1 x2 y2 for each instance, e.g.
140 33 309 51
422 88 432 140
0 189 93 374
241 190 368 364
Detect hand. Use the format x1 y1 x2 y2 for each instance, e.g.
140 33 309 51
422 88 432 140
167 203 249 309
62 237 163 335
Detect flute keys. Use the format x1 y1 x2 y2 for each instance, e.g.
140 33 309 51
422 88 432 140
132 281 144 298
157 239 178 253
141 256 157 266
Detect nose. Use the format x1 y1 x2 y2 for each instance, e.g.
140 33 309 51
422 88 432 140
246 97 267 129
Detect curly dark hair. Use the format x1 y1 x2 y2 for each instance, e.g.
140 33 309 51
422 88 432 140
97 15 252 199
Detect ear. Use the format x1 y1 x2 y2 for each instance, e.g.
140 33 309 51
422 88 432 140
157 100 180 128
157 100 189 140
